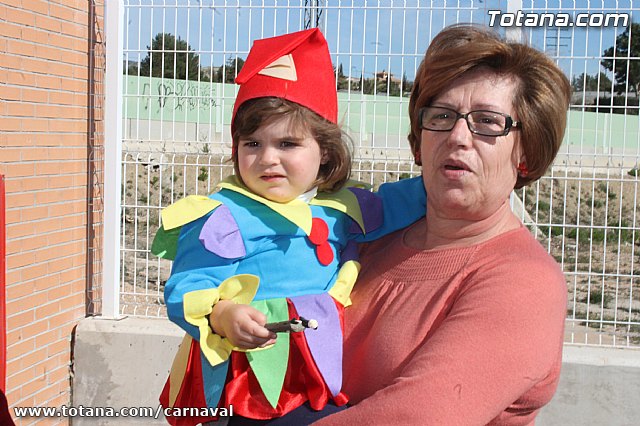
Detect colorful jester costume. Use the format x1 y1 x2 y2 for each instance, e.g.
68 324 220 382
152 28 426 425
154 175 425 424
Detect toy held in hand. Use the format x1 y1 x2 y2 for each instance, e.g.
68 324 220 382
265 317 319 333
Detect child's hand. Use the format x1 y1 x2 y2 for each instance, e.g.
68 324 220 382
209 300 277 349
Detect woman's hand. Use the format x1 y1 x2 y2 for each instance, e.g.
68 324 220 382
209 300 277 349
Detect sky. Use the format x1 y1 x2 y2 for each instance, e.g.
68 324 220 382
122 0 638 81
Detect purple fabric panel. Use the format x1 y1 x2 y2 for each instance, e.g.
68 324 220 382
347 187 383 234
289 293 342 397
340 240 359 264
199 205 246 259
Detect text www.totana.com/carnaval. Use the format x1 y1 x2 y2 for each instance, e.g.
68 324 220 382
488 10 629 28
13 404 233 419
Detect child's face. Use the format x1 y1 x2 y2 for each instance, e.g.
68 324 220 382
237 115 325 203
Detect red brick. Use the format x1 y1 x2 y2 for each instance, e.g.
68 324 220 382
21 87 49 103
0 85 21 101
25 0 49 16
3 162 35 178
6 281 36 300
0 147 22 162
7 336 36 360
7 309 36 329
5 7 36 27
34 15 63 33
7 251 36 269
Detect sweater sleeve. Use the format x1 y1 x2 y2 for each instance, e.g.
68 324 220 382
314 250 566 425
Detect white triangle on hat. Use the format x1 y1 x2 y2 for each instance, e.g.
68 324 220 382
258 54 298 81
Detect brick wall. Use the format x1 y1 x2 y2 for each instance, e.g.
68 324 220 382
0 1 105 424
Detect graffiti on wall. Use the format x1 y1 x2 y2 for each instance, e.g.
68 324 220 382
124 76 236 124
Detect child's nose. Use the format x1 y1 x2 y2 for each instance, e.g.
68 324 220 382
259 146 279 164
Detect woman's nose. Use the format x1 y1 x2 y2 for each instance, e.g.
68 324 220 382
447 117 473 147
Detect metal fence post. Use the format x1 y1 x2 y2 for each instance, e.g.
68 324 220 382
506 0 524 42
103 0 124 318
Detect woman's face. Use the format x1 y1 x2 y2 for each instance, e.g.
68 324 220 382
419 68 523 221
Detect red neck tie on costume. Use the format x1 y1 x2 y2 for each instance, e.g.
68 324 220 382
308 217 333 266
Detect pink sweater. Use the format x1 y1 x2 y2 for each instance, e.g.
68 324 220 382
315 226 566 426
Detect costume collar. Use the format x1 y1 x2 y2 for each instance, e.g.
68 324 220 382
298 186 318 204
218 176 366 234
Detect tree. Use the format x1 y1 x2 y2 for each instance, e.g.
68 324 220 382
571 72 612 93
601 23 640 96
139 33 204 81
214 56 245 83
335 63 350 91
401 72 413 95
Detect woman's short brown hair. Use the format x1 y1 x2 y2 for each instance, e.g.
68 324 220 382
408 24 571 188
232 97 351 192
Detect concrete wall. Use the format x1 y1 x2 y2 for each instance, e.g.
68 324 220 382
537 345 640 426
71 317 640 425
72 318 183 425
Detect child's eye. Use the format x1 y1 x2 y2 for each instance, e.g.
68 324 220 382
280 140 298 148
242 140 259 148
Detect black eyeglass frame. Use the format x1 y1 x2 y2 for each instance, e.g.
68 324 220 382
418 106 521 137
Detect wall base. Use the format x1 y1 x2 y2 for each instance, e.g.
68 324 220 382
72 317 640 425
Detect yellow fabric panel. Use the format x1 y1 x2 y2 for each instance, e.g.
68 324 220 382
312 187 365 233
328 260 361 307
218 177 313 234
218 176 374 235
183 274 260 366
161 195 222 230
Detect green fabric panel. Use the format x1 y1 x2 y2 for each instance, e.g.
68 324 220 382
151 225 181 260
247 298 290 409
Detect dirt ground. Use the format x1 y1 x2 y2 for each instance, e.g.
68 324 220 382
120 154 640 345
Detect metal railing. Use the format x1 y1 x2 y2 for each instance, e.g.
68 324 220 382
107 0 640 348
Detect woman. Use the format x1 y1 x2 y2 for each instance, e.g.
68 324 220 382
309 24 571 425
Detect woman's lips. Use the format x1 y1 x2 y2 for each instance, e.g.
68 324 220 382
444 159 470 170
441 159 471 178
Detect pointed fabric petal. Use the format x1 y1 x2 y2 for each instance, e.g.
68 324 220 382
161 195 222 230
346 187 383 234
290 292 343 397
199 205 246 259
151 225 181 260
218 177 313 234
168 334 194 406
200 354 229 409
246 298 290 408
312 186 365 232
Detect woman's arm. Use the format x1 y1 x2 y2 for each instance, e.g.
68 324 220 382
352 176 426 242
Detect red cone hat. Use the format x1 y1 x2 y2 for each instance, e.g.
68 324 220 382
232 28 337 130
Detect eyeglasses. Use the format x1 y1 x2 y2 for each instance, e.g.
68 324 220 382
419 106 521 137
